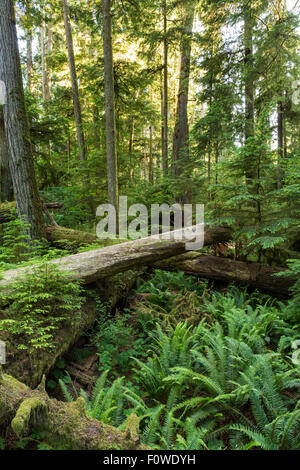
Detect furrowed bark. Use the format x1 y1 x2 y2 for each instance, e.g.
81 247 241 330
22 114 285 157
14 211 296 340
172 0 195 203
0 0 46 240
0 109 13 202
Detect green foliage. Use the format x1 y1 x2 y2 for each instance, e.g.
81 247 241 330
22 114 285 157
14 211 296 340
0 219 50 269
0 264 83 350
57 279 299 450
135 270 208 328
91 311 148 376
277 259 300 323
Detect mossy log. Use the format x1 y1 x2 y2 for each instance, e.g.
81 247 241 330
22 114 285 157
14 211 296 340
45 225 100 247
0 367 148 450
0 225 232 290
152 253 295 296
0 201 99 248
1 270 142 388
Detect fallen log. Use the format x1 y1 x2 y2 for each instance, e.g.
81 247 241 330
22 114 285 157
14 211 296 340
0 202 100 248
152 253 295 296
0 226 230 387
45 225 100 247
0 225 232 289
0 367 148 450
0 201 63 223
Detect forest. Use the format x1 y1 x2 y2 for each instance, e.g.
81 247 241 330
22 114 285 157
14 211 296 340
0 0 299 454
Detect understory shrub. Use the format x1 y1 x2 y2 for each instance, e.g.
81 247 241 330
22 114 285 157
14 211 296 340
0 264 83 351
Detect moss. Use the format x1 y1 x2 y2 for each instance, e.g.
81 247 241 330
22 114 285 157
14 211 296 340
11 397 47 437
124 413 140 443
0 372 150 450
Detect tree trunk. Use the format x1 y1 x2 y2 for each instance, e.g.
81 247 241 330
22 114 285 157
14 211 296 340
93 105 101 149
102 0 119 219
244 1 255 183
25 0 33 92
162 0 168 176
0 0 46 240
149 125 154 183
172 0 195 201
0 109 13 202
41 9 50 101
61 0 86 161
152 253 295 296
277 98 284 188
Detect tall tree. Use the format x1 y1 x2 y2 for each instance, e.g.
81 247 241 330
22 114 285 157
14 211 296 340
172 0 195 201
243 0 255 183
25 0 33 91
61 0 86 161
0 0 45 239
102 0 119 217
41 3 51 101
162 0 169 176
0 109 13 202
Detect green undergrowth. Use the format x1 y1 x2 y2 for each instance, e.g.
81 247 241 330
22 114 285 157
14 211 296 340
59 270 300 450
0 264 83 351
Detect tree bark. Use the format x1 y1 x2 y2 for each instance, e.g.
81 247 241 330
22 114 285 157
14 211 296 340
0 109 13 202
61 0 86 161
0 0 46 240
152 253 295 296
102 0 119 219
172 0 195 201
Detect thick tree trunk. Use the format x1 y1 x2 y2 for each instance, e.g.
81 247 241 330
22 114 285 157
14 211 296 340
0 367 148 450
172 0 195 201
0 109 13 202
0 0 46 240
61 0 86 161
102 0 119 218
152 253 295 296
